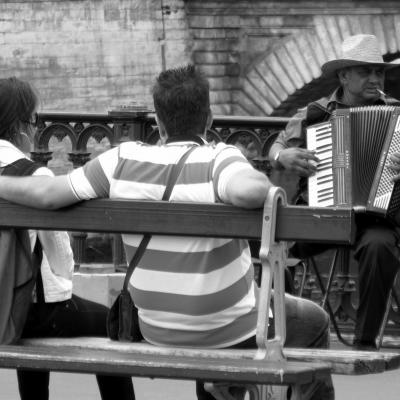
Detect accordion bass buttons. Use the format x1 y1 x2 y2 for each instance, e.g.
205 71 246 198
333 150 350 168
333 154 345 168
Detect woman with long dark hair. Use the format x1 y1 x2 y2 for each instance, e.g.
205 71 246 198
0 77 135 400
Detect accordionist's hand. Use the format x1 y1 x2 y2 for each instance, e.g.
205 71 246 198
277 148 319 177
389 153 400 182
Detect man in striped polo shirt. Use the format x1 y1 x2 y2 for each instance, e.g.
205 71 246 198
0 65 333 399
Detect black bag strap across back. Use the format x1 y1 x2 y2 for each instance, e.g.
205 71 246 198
33 238 45 303
122 145 197 291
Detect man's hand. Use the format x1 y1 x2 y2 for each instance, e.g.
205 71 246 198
277 148 319 177
389 153 400 182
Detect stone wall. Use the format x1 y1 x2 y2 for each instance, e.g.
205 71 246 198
0 0 190 113
0 1 399 116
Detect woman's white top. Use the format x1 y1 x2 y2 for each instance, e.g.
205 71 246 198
0 139 73 302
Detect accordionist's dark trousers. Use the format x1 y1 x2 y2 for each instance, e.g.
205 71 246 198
291 216 400 346
354 218 400 344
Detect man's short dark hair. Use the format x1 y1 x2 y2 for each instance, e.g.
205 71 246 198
153 65 210 137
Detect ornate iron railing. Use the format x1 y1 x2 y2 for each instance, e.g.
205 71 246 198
33 112 288 167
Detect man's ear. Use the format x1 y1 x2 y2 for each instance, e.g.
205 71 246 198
337 69 347 85
156 115 168 144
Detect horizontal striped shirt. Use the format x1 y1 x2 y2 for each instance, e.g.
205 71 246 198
68 140 259 348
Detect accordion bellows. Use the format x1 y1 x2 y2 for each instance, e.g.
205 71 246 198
307 106 400 220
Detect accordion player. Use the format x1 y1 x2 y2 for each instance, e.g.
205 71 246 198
306 105 400 220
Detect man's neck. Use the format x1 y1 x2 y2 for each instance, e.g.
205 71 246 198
166 134 206 145
339 90 378 106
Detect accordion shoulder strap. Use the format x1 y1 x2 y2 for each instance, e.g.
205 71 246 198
306 99 332 125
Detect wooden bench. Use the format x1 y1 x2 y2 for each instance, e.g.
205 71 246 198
0 187 398 399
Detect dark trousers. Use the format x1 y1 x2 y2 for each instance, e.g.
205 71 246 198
354 221 400 342
17 294 135 400
291 217 400 344
196 294 334 400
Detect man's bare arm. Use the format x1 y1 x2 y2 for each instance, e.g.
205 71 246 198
0 175 79 209
225 169 272 209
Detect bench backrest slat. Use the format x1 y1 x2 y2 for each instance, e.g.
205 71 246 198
0 199 355 244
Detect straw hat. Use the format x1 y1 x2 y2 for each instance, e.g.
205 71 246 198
321 34 393 76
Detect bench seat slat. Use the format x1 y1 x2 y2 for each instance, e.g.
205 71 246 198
0 344 329 385
20 338 400 376
284 348 400 375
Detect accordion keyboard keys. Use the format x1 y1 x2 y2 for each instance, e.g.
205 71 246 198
307 122 334 207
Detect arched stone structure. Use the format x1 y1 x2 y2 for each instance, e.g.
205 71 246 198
239 14 400 117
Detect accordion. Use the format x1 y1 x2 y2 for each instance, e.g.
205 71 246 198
306 105 400 219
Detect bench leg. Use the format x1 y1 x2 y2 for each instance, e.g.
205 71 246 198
203 382 244 400
289 379 332 400
290 384 302 400
203 381 328 400
203 382 288 400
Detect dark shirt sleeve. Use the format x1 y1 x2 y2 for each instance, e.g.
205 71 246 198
274 106 308 149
